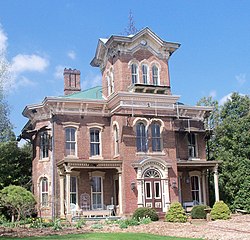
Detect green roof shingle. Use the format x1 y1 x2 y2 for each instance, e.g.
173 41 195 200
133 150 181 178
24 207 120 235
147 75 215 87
62 86 103 100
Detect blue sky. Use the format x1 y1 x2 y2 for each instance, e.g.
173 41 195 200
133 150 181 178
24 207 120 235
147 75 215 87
0 0 249 137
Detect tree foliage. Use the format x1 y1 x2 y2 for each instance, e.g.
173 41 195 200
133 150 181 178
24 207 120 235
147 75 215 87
0 141 32 190
200 93 250 212
0 185 36 221
214 93 250 212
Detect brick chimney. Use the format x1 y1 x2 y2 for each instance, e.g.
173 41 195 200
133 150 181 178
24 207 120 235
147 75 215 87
64 68 81 95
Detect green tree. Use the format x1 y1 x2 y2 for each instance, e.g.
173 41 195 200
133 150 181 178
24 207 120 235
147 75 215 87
0 185 36 221
214 93 250 212
0 34 13 142
0 141 32 189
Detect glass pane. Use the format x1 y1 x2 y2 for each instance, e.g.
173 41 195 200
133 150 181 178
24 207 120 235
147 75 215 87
70 193 76 204
70 177 76 192
42 193 48 206
146 182 151 198
154 182 160 198
70 128 75 141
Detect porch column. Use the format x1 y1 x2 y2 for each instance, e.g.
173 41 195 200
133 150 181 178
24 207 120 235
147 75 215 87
137 168 143 208
213 164 220 202
137 180 143 208
165 179 170 211
65 172 71 215
202 170 207 205
59 174 65 218
118 170 123 214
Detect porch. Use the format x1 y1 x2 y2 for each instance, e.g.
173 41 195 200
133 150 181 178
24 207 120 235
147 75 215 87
177 160 220 209
57 159 122 220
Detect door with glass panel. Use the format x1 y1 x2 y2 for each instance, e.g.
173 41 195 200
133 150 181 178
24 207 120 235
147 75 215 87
144 169 162 211
91 176 103 209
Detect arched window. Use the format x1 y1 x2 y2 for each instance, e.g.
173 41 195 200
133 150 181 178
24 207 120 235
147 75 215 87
65 127 76 156
40 177 48 207
131 63 138 84
191 176 200 203
142 64 148 84
136 122 148 152
40 132 49 159
152 65 159 85
151 122 161 152
114 125 119 156
90 128 101 156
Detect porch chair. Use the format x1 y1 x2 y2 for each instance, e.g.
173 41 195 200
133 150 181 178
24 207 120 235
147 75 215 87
70 203 77 216
80 192 91 211
106 204 115 216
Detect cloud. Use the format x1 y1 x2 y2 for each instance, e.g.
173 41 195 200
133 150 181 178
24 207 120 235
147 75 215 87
209 90 216 98
11 54 49 73
235 73 246 86
82 72 102 90
14 76 37 90
54 65 65 79
67 50 76 60
0 25 7 53
219 93 232 105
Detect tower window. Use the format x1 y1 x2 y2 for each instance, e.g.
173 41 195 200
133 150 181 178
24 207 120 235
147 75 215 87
131 64 138 84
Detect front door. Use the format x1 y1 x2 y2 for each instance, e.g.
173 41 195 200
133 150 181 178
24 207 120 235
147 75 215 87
144 169 162 211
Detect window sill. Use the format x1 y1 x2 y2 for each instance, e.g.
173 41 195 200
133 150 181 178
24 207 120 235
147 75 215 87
64 155 79 160
39 158 50 162
188 157 200 161
113 154 120 159
89 156 103 160
136 151 166 156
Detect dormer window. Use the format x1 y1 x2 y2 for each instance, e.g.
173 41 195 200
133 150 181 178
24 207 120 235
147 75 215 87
131 64 138 84
142 64 148 84
152 65 159 85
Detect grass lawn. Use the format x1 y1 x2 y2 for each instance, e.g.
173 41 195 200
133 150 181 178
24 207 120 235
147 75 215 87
0 233 204 240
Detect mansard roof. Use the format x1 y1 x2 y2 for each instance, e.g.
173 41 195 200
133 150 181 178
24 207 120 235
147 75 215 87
91 27 180 68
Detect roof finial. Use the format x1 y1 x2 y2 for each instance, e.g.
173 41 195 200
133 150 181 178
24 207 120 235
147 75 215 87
124 10 138 35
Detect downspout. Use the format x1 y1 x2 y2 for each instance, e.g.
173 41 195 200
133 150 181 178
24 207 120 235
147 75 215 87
51 113 55 220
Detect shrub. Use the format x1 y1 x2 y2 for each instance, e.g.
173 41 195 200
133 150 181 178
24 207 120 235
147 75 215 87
119 220 128 229
52 219 62 231
75 219 86 229
132 207 159 221
211 201 231 220
0 185 36 222
165 202 187 223
91 223 103 229
191 205 208 219
139 216 152 224
0 214 7 225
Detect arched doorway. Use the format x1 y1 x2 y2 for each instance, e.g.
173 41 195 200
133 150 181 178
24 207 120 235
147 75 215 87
143 169 162 211
132 157 172 212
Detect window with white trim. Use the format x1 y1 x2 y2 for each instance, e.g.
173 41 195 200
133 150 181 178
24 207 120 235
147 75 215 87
131 63 138 84
40 132 49 159
142 64 148 84
70 176 77 204
107 76 111 96
40 177 48 207
90 128 101 156
65 127 76 156
151 122 161 152
188 133 197 158
152 65 159 85
136 122 148 152
191 176 200 202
